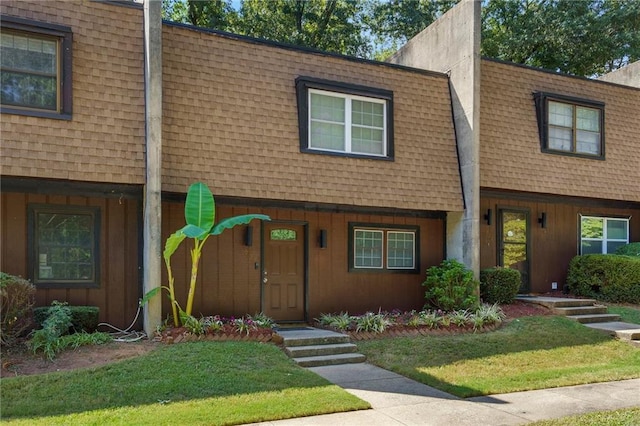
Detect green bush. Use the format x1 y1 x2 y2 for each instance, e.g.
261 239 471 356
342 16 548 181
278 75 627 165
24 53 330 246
480 267 521 304
34 305 99 332
422 259 479 312
615 242 640 257
567 254 640 304
0 272 35 345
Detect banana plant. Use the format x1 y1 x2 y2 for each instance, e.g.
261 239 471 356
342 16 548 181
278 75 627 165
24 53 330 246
142 182 270 327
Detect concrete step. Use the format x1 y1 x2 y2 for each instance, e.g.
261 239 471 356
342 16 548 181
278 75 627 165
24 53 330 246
615 329 640 341
553 306 608 316
293 353 367 367
285 343 358 358
515 296 597 309
282 334 351 347
567 313 621 324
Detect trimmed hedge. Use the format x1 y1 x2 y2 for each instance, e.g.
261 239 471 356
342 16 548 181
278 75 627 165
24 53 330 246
615 242 640 257
566 254 640 304
480 267 521 304
34 305 100 333
422 259 479 312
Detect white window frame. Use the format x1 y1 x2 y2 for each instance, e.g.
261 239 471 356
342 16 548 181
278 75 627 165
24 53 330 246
579 216 630 255
308 88 387 157
352 227 417 271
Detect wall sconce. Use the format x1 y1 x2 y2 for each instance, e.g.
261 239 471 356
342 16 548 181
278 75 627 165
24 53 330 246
319 229 328 249
484 209 492 225
244 225 253 246
538 212 547 229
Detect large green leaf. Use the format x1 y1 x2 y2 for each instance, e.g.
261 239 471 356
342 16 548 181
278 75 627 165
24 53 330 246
211 214 271 235
181 224 208 239
163 231 186 261
184 182 215 233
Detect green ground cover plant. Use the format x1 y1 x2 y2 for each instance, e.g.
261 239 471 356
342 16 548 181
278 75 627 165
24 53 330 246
607 304 640 324
530 407 640 426
1 341 368 424
357 316 640 398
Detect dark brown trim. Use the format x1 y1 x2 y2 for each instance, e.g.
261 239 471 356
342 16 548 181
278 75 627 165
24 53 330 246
480 188 640 210
163 191 447 219
28 204 101 289
0 15 73 119
347 222 420 274
1 177 143 199
89 0 143 9
533 91 605 160
295 76 394 161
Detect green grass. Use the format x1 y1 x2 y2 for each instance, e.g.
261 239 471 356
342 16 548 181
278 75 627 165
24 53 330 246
530 407 640 426
357 316 640 398
1 341 369 425
607 303 640 324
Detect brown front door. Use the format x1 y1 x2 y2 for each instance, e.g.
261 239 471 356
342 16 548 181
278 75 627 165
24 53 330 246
498 208 530 293
263 223 306 321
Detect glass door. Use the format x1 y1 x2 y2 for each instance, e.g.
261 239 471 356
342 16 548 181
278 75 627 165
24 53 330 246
498 209 530 293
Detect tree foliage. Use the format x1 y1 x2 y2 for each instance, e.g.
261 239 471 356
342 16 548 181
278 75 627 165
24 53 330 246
162 0 640 77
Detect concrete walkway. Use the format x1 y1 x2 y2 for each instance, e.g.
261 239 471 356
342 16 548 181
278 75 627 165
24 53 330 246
252 363 640 425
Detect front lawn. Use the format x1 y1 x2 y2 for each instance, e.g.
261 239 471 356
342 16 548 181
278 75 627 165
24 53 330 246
607 303 640 324
1 341 369 425
357 315 640 398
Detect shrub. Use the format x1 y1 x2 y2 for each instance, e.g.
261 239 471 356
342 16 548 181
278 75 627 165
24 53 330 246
567 254 640 304
615 242 640 257
353 310 390 333
34 305 99 332
422 259 479 312
480 267 521 304
0 272 35 345
30 301 74 360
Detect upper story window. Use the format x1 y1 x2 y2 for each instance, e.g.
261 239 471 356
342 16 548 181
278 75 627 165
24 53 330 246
28 205 100 288
534 92 604 159
0 16 72 119
580 216 629 255
348 223 419 273
296 77 394 160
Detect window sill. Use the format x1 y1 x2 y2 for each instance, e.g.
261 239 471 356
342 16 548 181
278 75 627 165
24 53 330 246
301 148 394 161
541 148 605 161
1 106 72 121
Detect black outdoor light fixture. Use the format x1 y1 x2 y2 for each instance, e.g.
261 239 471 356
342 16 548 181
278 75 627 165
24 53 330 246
244 225 253 246
484 209 492 225
538 212 547 229
319 229 328 248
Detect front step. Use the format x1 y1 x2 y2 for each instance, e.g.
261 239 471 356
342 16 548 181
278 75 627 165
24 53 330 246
276 327 366 367
567 313 621 324
294 353 366 367
285 343 358 358
553 306 608 316
516 296 597 309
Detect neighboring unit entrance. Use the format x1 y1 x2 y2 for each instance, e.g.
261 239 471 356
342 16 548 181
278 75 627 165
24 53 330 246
498 208 530 293
262 222 306 321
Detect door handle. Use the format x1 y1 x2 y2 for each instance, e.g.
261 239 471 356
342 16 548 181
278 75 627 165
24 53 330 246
263 277 268 284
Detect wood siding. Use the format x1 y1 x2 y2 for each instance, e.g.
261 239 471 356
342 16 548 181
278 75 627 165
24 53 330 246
1 191 141 329
480 191 640 293
162 201 444 320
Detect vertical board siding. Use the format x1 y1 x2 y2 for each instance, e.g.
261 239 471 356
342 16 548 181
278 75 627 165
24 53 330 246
161 200 445 320
1 192 141 329
480 193 640 293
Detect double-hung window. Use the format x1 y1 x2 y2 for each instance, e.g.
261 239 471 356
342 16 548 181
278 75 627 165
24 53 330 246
28 205 100 288
296 77 394 160
0 16 72 119
580 216 629 255
349 223 418 272
534 92 604 158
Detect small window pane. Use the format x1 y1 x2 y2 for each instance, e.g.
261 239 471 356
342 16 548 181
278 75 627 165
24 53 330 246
354 230 383 268
548 127 572 151
549 101 573 127
576 107 599 131
270 229 296 241
387 232 415 268
310 121 345 151
581 240 603 254
576 130 600 155
581 217 603 239
607 241 627 254
607 220 628 240
310 93 344 122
